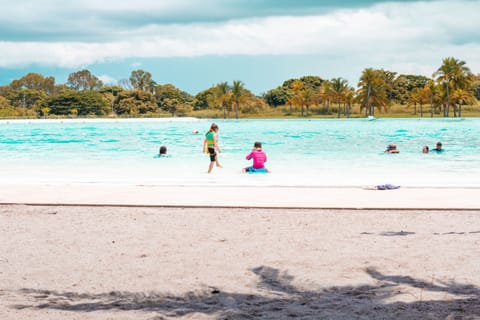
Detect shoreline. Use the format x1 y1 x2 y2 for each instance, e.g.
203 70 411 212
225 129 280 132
1 183 479 210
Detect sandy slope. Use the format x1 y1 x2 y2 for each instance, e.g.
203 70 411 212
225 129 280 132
1 205 479 319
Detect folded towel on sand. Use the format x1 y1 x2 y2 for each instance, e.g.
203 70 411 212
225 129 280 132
375 184 400 190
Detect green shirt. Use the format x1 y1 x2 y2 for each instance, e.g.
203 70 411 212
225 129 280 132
205 131 215 147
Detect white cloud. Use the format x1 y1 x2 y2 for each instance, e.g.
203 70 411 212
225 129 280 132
98 74 117 85
0 0 479 79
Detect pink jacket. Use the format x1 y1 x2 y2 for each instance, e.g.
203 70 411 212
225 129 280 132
246 150 267 169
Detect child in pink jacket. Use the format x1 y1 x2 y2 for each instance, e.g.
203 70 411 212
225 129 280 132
243 141 270 173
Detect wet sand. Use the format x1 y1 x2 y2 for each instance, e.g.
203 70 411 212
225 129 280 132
1 205 479 319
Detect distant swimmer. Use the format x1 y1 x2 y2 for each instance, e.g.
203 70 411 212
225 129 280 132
154 145 169 158
422 146 429 154
385 144 400 154
203 123 222 173
192 130 199 134
159 145 167 156
432 142 444 153
243 141 270 173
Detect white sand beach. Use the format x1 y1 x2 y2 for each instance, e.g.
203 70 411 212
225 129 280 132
0 184 479 210
1 194 480 319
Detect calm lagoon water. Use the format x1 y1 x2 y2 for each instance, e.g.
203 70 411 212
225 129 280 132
1 118 479 187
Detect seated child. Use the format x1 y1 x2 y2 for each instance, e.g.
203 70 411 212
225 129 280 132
243 142 269 173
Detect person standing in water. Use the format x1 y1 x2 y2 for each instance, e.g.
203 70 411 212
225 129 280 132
203 123 222 173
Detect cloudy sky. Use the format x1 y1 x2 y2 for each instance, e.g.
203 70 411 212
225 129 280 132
1 0 479 94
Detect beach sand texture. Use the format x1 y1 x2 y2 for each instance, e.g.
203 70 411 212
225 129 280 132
1 205 479 319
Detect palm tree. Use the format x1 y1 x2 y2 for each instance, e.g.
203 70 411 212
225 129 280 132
319 80 332 114
433 57 472 117
424 80 438 118
232 80 245 119
418 87 431 117
408 88 420 115
357 68 387 117
288 80 317 117
215 82 231 119
344 87 355 118
451 88 476 118
330 78 348 118
289 80 306 116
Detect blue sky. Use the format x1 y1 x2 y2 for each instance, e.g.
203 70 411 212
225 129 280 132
1 0 479 94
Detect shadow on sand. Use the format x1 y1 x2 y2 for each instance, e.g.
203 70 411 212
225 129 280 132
11 266 480 319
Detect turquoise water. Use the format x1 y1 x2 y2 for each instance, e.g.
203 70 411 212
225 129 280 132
1 118 479 187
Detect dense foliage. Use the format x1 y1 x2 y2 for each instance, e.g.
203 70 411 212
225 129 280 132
0 57 478 118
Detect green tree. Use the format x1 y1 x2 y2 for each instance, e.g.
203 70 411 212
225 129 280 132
40 90 110 116
232 80 246 119
67 70 103 91
213 82 231 119
154 84 193 115
433 57 472 117
288 80 317 117
424 80 439 118
7 88 47 110
263 86 291 107
193 87 216 110
283 76 324 90
382 70 397 111
116 90 157 116
130 70 156 92
10 73 55 95
99 86 124 115
319 80 332 114
357 68 388 117
451 88 476 118
471 74 480 100
330 78 349 118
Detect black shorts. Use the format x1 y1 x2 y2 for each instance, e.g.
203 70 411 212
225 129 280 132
208 147 217 162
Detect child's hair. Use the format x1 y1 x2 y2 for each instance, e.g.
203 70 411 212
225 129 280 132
159 145 167 154
210 123 219 131
254 141 262 149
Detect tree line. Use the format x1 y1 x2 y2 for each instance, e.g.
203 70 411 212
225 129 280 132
0 57 478 119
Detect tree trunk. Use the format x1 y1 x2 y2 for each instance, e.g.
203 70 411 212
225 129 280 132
235 100 239 119
366 84 371 118
459 104 462 117
301 105 304 117
420 103 423 117
445 84 449 117
453 100 457 118
337 102 341 118
430 93 434 118
223 106 226 119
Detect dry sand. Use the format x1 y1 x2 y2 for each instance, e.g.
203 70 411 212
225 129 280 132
1 205 479 319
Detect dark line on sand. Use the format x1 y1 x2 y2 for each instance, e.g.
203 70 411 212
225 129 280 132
0 202 479 211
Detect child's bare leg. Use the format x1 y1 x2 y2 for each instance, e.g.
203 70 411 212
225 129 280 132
208 161 215 173
216 158 222 168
